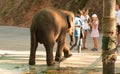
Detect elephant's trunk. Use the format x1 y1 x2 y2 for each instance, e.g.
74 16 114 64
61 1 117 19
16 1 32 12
70 34 74 46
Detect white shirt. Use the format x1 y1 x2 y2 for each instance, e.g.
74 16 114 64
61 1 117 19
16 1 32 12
116 10 120 25
82 15 90 29
74 16 84 36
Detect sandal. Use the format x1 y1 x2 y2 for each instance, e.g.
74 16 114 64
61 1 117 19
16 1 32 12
91 48 98 51
83 47 88 49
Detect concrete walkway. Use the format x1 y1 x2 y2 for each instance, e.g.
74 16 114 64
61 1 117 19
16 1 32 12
0 26 120 74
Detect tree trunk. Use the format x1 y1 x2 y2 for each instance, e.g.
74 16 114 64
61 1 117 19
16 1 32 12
102 0 117 74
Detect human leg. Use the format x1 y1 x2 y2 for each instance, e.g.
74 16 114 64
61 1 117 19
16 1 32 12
117 34 120 45
94 37 98 49
78 38 82 53
91 37 98 51
83 32 87 49
70 37 79 50
117 25 120 47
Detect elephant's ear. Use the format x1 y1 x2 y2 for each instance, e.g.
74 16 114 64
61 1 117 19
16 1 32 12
66 15 71 28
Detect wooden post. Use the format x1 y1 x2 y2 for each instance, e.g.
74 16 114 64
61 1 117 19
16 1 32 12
102 0 117 74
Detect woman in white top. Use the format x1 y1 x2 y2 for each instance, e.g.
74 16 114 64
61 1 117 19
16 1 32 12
82 9 90 49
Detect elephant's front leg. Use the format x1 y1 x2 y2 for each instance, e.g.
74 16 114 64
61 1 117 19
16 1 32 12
44 42 55 66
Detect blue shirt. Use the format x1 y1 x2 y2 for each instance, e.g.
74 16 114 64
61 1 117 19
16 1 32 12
74 16 84 37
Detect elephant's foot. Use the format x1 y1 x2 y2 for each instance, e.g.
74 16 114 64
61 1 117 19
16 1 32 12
47 61 55 66
64 54 72 58
29 60 35 65
55 57 64 62
29 57 35 65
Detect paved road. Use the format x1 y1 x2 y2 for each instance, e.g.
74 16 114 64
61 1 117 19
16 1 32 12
0 26 120 74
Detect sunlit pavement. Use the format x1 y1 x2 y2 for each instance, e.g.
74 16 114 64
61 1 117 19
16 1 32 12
0 26 120 74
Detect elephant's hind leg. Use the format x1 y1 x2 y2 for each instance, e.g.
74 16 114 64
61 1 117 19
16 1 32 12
44 41 55 66
29 32 38 65
55 40 65 62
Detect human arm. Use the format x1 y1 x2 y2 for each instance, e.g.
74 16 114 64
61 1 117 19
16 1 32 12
91 21 98 29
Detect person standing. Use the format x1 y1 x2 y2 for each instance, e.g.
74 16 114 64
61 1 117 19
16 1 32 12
70 10 84 51
82 9 90 49
90 14 99 51
116 4 120 47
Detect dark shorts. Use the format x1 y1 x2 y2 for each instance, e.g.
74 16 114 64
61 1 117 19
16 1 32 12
117 25 120 34
83 29 89 32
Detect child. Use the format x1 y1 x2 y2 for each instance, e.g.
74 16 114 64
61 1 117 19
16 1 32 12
70 10 84 52
90 14 99 51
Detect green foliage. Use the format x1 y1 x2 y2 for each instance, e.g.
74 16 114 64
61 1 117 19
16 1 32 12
74 0 81 3
0 0 15 17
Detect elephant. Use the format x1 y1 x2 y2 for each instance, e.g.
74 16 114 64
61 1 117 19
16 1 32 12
29 7 75 66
